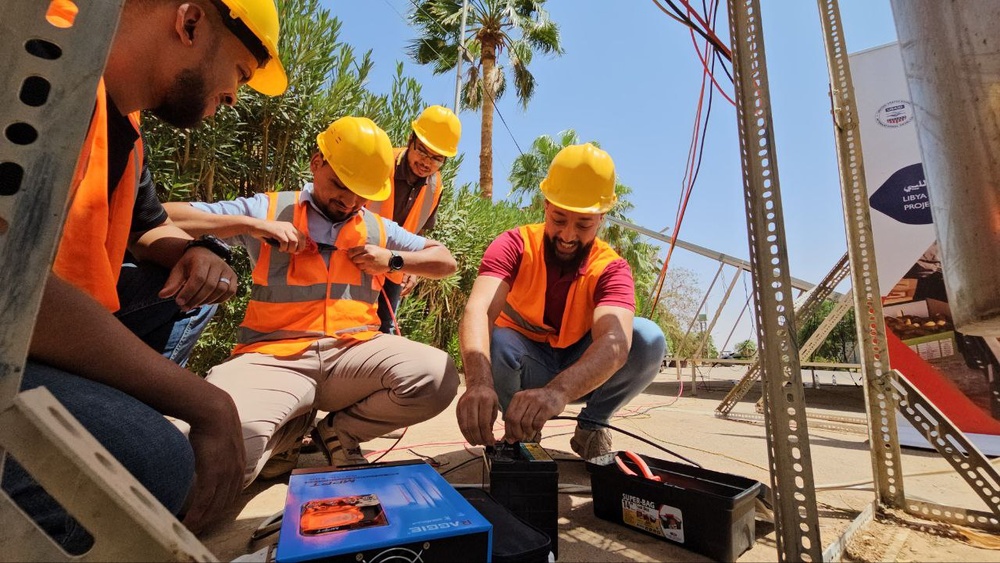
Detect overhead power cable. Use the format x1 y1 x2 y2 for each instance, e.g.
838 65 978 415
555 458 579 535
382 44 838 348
403 0 526 160
650 0 731 60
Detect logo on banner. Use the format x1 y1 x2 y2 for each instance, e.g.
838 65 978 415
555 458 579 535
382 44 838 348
876 100 914 127
869 163 931 225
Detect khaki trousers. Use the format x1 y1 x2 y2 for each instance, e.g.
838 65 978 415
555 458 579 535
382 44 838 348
206 334 459 485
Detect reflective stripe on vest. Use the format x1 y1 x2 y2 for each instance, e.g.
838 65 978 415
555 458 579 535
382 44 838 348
366 147 442 233
494 224 621 349
234 191 386 356
52 78 142 312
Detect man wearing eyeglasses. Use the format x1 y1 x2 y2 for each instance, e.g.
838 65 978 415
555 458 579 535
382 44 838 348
366 105 462 334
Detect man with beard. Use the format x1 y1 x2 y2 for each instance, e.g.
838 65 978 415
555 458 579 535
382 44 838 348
456 144 666 459
6 0 287 552
163 117 460 484
366 105 461 334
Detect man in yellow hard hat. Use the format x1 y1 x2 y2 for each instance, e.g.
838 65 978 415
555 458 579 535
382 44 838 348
164 117 460 484
8 0 287 551
367 105 461 334
456 144 666 459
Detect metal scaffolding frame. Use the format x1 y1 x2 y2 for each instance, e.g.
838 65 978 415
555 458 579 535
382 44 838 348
817 0 1000 536
715 254 851 416
0 2 216 560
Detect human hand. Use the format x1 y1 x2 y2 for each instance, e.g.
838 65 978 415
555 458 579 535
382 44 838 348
501 387 569 443
181 392 246 533
254 220 313 254
400 274 419 297
160 247 237 311
346 244 392 274
456 385 500 446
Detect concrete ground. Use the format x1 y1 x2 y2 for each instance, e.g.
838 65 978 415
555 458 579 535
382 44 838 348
201 366 999 562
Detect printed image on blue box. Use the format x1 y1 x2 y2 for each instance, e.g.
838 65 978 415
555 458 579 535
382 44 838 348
276 460 493 563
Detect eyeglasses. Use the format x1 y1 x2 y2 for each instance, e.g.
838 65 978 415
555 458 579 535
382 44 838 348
411 141 446 165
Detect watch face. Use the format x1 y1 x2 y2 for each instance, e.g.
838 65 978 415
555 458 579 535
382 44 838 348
389 253 404 271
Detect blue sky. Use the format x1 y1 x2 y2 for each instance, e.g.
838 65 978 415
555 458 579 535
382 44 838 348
325 0 899 349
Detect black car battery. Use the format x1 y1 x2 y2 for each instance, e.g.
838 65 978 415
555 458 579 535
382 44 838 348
484 441 560 559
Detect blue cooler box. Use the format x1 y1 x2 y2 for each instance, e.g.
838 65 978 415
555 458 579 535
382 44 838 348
276 460 492 563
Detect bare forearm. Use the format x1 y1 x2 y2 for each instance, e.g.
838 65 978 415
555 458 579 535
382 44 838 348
459 309 495 389
548 332 629 401
398 244 457 279
30 274 232 426
130 221 192 267
163 202 259 239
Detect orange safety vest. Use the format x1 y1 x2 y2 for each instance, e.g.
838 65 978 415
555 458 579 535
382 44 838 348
52 79 142 312
233 191 392 357
366 148 442 234
495 224 622 349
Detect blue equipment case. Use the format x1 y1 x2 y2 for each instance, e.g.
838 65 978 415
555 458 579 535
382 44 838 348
276 460 492 563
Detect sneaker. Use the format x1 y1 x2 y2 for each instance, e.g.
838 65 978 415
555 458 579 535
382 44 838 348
259 442 302 480
311 414 368 468
570 426 613 460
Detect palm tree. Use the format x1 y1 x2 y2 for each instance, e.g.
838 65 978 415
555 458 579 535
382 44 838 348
408 0 563 200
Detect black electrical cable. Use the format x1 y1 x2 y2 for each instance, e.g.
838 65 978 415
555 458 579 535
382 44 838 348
688 27 716 191
439 455 483 477
650 0 731 61
551 415 702 468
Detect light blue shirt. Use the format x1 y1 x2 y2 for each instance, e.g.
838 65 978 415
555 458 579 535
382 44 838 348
191 183 427 263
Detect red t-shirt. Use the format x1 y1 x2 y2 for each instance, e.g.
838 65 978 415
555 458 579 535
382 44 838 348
479 229 636 332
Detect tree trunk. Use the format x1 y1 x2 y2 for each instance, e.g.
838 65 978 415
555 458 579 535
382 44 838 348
479 38 496 201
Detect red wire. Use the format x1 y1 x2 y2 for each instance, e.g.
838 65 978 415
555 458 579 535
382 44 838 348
674 0 732 60
650 0 724 312
652 62 708 309
689 19 735 106
381 285 403 337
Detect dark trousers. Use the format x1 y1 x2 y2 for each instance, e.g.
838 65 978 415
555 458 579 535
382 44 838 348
377 279 404 334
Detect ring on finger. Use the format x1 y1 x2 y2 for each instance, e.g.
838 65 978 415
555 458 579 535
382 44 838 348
219 277 232 285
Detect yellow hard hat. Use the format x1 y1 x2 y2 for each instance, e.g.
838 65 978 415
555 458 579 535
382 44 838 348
217 0 287 96
540 144 617 214
412 105 461 157
316 117 394 201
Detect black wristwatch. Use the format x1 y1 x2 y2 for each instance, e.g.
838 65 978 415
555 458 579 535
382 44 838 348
388 251 404 271
185 234 233 265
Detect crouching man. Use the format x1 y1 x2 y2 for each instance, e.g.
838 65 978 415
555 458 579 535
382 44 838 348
457 144 666 459
165 117 459 482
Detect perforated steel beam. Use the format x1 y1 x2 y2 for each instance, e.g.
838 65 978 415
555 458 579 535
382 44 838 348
891 371 1000 531
817 0 907 510
727 0 823 559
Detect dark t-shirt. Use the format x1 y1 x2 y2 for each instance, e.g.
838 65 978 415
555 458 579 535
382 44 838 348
104 94 167 234
392 155 439 232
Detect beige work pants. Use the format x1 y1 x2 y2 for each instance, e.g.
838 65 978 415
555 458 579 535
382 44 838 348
205 334 459 485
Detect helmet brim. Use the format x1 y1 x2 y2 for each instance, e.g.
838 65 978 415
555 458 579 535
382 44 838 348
247 55 288 96
352 178 392 202
541 180 616 214
412 121 458 157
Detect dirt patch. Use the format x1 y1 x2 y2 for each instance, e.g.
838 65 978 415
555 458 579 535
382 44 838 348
845 509 999 562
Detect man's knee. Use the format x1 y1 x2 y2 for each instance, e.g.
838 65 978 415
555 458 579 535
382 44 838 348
631 318 667 366
490 327 529 371
423 348 460 413
431 354 460 412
